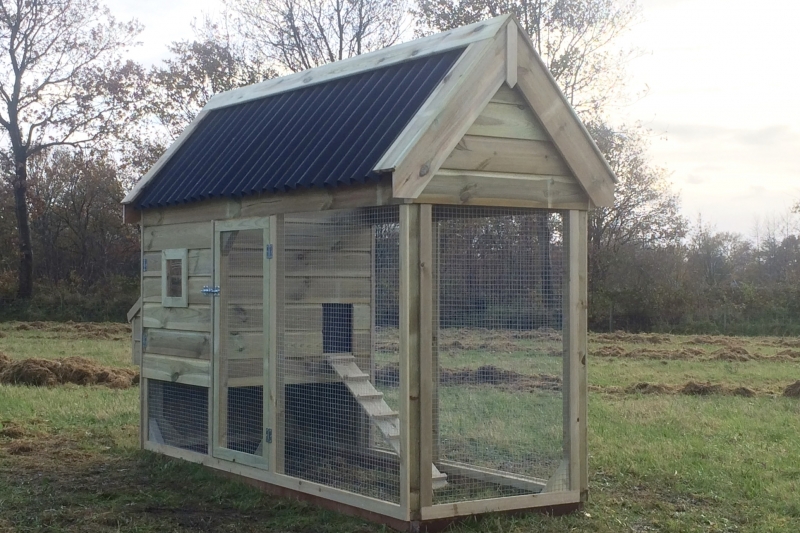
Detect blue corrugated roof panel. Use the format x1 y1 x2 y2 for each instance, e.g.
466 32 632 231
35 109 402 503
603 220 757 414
136 49 464 209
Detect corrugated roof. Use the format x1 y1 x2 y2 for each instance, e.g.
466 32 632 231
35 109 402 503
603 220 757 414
136 49 463 209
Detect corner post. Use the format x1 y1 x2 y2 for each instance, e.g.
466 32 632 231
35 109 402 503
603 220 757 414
564 210 589 498
399 204 422 520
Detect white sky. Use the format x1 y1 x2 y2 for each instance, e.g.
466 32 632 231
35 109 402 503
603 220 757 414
110 0 800 236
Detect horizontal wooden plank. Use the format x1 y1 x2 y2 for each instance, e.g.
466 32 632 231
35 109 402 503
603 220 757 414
143 221 211 252
240 181 395 219
353 331 371 357
144 328 211 359
466 101 549 141
285 277 371 304
442 135 571 176
143 277 212 305
490 84 527 105
284 223 372 252
284 331 323 356
285 304 323 332
143 304 211 332
285 250 371 272
223 276 265 304
223 304 264 332
353 304 370 331
417 170 591 210
144 249 212 277
142 354 210 387
142 199 241 226
222 332 264 359
437 460 546 493
227 358 264 380
280 354 372 385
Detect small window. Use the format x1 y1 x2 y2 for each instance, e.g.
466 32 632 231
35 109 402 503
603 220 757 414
323 303 353 354
162 249 188 307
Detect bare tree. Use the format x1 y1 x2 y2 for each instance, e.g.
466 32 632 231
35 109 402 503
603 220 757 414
413 0 638 115
225 0 408 73
0 0 143 298
148 15 276 140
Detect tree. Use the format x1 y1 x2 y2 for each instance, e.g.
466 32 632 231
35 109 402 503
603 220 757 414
224 0 408 73
147 16 276 139
0 0 143 298
413 0 638 114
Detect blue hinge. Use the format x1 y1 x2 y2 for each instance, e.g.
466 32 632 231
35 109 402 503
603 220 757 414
141 332 147 351
265 428 272 443
266 244 273 260
142 258 147 272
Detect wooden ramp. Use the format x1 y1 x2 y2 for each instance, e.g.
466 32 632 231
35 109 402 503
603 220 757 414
327 355 448 490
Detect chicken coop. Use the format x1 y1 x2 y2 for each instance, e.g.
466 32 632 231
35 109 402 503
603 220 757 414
122 15 615 531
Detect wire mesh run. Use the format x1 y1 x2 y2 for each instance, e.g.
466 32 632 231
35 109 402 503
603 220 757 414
147 380 209 454
279 206 401 503
430 206 566 503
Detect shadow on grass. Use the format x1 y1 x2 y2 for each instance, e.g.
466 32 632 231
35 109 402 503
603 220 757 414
0 429 381 533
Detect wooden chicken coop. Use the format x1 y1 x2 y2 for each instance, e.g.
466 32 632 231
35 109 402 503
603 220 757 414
123 15 615 531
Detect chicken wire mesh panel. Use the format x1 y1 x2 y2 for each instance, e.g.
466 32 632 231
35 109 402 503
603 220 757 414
147 380 209 454
431 206 566 503
217 228 266 460
279 206 401 503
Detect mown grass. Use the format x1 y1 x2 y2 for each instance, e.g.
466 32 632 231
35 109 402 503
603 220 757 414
1 323 800 532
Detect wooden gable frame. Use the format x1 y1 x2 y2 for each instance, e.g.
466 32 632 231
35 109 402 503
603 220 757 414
380 18 616 207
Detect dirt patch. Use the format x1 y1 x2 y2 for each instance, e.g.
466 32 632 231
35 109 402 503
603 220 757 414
0 424 25 439
603 381 762 397
6 441 34 455
711 347 751 362
593 346 707 361
9 321 130 341
784 381 800 398
375 363 561 392
681 381 724 395
0 355 138 388
626 382 673 394
684 335 744 348
776 349 800 358
376 327 563 355
593 332 671 344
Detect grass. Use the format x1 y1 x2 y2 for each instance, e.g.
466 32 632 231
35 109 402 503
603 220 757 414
1 323 800 532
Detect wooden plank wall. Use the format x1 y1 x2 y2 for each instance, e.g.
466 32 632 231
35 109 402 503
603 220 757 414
140 221 213 385
417 85 592 209
282 211 373 384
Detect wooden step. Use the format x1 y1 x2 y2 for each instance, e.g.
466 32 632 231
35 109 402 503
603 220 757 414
326 355 447 489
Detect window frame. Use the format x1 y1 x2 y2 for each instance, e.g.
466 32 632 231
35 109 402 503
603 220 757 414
161 248 189 308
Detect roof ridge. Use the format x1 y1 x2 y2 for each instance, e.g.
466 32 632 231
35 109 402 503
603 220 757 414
205 15 510 111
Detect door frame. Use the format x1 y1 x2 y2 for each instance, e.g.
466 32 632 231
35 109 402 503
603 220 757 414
211 217 274 469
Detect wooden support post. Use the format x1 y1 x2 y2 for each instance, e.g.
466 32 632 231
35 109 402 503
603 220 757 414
419 204 434 507
399 204 422 520
270 215 282 473
563 210 588 498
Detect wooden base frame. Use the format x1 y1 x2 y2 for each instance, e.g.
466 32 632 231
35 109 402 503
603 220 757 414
143 440 581 532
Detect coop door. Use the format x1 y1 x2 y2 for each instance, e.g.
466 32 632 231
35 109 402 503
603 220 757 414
211 219 272 469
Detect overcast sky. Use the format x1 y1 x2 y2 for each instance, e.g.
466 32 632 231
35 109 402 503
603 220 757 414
110 0 800 237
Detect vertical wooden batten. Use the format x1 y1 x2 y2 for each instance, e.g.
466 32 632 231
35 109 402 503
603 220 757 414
505 23 518 88
563 210 589 496
399 204 422 520
418 204 434 507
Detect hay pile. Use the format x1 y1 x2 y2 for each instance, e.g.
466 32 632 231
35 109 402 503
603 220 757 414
784 381 800 398
0 351 137 389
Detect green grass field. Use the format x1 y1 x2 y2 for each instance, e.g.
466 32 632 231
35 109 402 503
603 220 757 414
1 323 799 532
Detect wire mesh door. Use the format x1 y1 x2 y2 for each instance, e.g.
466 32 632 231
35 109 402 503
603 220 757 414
212 219 271 469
